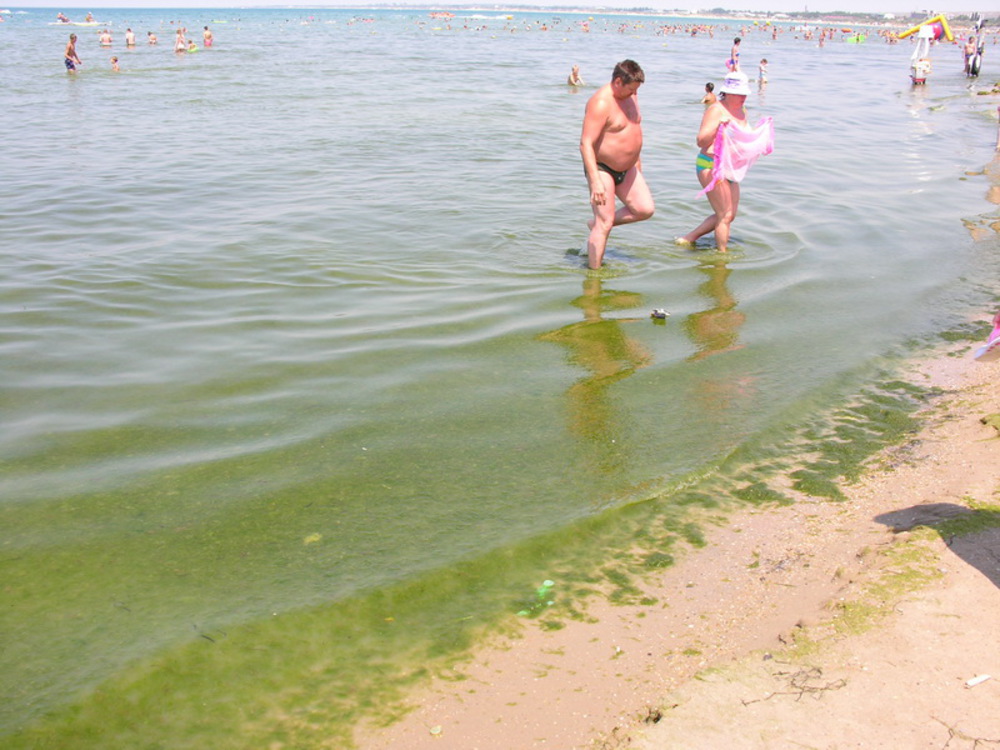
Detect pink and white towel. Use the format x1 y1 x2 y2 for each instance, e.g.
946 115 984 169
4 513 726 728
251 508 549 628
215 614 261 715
699 117 775 196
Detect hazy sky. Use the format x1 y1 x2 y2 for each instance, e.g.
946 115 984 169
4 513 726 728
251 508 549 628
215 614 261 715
5 2 978 17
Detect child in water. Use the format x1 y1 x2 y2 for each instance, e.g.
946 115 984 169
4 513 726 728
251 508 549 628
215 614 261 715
64 33 82 73
110 56 119 72
701 82 717 106
759 58 768 84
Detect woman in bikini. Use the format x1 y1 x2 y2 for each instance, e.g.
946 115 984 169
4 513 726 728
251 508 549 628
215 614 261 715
677 71 750 253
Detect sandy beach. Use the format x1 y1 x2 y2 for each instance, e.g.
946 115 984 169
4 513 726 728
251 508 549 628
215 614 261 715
5 9 1000 745
359 333 1000 749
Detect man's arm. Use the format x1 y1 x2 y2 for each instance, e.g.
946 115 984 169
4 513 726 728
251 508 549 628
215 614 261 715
580 95 608 205
633 94 643 173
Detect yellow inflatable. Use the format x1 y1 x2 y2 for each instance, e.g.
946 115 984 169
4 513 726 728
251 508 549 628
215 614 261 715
898 14 953 42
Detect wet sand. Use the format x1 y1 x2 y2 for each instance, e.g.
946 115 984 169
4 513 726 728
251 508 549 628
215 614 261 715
358 331 1000 749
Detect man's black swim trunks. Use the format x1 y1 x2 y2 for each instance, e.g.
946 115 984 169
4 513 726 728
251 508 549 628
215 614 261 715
596 162 628 186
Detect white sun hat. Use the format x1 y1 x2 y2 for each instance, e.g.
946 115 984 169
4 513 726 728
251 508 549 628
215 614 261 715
719 71 751 96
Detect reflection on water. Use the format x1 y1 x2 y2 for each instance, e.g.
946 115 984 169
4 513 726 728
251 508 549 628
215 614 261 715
989 154 1000 207
539 277 651 478
683 260 746 361
964 152 1000 239
682 260 756 421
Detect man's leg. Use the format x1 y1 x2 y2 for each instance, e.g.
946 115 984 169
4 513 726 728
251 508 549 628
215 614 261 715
586 171 618 269
612 168 654 228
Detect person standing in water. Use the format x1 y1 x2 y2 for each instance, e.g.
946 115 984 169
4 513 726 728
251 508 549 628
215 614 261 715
567 64 583 86
64 33 82 73
677 71 753 253
579 59 654 269
728 37 741 71
964 36 976 75
203 26 214 47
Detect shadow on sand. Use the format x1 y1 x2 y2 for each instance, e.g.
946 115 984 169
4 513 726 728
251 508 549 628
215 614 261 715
875 503 1000 590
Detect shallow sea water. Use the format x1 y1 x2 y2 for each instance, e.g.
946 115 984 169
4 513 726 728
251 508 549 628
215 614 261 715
1 7 999 746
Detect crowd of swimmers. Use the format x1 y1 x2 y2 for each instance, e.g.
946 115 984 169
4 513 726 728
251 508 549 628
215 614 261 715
61 17 215 73
567 16 1000 270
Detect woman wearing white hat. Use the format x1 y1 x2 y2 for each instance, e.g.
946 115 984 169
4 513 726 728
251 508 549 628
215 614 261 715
677 71 765 253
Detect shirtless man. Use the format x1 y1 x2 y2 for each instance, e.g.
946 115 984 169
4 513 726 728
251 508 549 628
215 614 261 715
579 59 654 269
964 36 976 75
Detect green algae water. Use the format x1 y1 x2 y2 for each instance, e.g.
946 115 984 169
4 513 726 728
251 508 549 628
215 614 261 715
2 8 1000 747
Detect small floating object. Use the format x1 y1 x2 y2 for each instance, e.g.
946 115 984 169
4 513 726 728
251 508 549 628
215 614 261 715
650 309 670 319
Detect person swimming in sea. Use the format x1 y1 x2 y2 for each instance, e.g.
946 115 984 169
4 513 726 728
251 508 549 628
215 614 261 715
701 82 717 106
